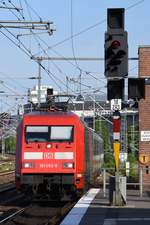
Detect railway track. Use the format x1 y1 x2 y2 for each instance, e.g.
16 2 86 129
0 171 77 225
0 200 75 225
0 181 77 225
0 171 15 176
0 170 15 188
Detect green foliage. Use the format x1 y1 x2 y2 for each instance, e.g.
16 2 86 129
95 119 111 152
94 117 139 180
0 162 15 172
95 119 114 168
5 136 16 153
103 151 115 168
127 152 138 180
127 124 139 154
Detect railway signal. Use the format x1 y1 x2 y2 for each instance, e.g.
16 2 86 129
105 8 128 78
105 8 128 206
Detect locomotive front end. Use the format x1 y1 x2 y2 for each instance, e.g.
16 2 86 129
16 112 84 200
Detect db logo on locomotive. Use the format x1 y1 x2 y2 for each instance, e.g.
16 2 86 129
43 152 54 159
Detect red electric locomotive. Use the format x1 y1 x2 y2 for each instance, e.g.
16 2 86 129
15 111 103 199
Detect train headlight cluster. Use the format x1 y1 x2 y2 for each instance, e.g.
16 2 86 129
63 162 74 169
23 162 34 168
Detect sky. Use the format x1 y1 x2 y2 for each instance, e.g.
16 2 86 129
0 0 149 113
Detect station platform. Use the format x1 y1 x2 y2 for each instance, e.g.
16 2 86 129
60 188 150 225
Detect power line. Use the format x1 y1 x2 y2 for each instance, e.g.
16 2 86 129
34 18 106 57
0 0 21 20
126 0 145 10
33 0 145 57
70 0 79 70
23 0 42 21
0 23 67 91
19 0 25 19
28 30 73 91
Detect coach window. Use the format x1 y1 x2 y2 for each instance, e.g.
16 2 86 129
25 126 49 142
50 126 73 142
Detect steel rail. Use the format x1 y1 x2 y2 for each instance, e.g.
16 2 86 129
0 161 14 166
0 208 26 224
0 170 15 176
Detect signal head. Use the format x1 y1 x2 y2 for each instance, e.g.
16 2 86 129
111 40 120 49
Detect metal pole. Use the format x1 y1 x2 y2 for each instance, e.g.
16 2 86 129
103 168 106 197
1 118 5 156
66 76 69 95
113 110 122 205
132 114 135 155
1 135 5 156
93 96 95 130
140 167 143 197
115 170 121 205
31 56 138 61
79 70 82 95
37 59 41 107
82 100 84 122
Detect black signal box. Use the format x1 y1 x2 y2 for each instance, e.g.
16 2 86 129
108 8 124 30
47 88 53 96
105 8 128 78
128 78 145 100
107 79 124 100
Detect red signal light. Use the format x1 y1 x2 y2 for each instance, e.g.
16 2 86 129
111 40 120 49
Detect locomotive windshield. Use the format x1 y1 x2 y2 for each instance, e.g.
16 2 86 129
25 126 49 142
25 125 73 142
50 126 73 141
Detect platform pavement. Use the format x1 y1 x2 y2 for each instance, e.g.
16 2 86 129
60 188 150 225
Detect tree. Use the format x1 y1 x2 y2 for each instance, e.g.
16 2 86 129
127 124 139 156
5 136 16 154
95 118 115 168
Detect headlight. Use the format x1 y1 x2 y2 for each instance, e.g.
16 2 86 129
63 162 74 169
22 162 34 168
46 144 52 149
77 173 82 178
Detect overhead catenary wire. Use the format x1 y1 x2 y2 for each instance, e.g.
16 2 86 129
23 0 42 21
0 25 68 91
33 0 145 57
34 18 106 57
0 0 21 20
28 29 77 92
28 0 143 91
0 71 29 89
0 2 142 102
31 30 107 87
0 5 62 103
0 0 140 94
35 32 104 93
0 79 23 96
0 2 69 92
7 0 22 11
19 0 25 19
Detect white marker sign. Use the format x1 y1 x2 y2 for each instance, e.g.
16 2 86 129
111 99 122 111
141 131 150 141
